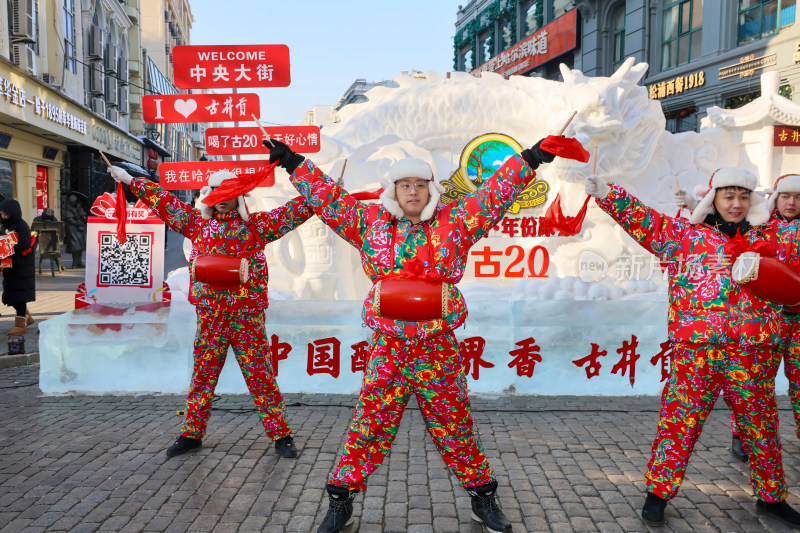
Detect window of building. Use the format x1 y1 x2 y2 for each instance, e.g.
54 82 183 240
0 159 13 200
611 4 626 73
478 30 491 65
460 44 473 71
501 17 514 49
724 90 761 109
664 107 698 133
553 0 572 18
661 0 703 71
521 0 543 38
738 0 796 44
64 0 76 73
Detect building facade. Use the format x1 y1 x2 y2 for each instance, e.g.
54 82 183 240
0 0 145 222
455 0 800 133
0 0 204 223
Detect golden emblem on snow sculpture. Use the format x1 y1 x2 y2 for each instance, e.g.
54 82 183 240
441 133 548 213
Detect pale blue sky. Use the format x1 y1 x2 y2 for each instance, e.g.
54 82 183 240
189 1 459 126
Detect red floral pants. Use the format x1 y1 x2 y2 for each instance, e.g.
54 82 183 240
180 307 291 440
329 332 495 491
647 342 786 502
730 318 800 441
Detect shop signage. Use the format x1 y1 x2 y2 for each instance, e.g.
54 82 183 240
648 71 705 100
36 166 47 215
157 160 275 190
172 45 290 89
142 93 260 124
774 125 800 146
91 127 139 160
471 9 578 78
719 53 776 80
0 73 88 135
205 125 321 155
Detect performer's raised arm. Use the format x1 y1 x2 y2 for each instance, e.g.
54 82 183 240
268 139 369 249
585 175 684 259
109 166 199 236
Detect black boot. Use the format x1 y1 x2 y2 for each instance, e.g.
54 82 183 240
317 484 356 533
730 434 748 462
166 436 201 458
641 492 668 526
466 481 512 533
275 435 298 458
756 499 800 529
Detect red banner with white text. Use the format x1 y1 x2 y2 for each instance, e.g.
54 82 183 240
205 126 321 155
158 160 275 190
172 45 291 89
142 93 260 123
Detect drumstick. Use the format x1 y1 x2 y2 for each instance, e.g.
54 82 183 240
557 111 577 135
251 114 274 147
674 173 680 190
335 159 348 187
592 144 598 174
98 150 112 169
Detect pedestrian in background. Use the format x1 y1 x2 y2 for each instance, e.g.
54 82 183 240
0 199 35 334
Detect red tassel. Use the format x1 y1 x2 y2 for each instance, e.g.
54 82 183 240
540 135 591 163
543 193 591 236
351 188 384 201
723 229 777 263
201 162 279 206
116 182 127 244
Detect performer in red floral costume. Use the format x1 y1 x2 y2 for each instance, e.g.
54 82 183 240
589 168 800 528
267 135 582 533
676 174 800 463
109 165 312 459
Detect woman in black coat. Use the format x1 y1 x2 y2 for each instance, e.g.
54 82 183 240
0 199 35 334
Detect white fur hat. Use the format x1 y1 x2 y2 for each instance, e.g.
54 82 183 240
379 157 445 222
767 174 800 213
197 171 250 221
688 167 769 226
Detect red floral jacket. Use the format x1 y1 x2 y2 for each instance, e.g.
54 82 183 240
131 177 312 311
598 183 799 348
290 156 536 338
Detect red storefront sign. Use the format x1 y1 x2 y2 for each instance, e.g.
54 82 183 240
205 126 321 155
774 125 800 146
142 93 260 123
172 45 290 89
158 160 275 190
35 166 47 215
471 8 578 78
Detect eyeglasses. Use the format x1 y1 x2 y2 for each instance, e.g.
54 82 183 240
396 182 428 192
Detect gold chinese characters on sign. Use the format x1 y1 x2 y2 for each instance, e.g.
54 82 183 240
648 71 705 100
794 42 800 65
719 53 776 80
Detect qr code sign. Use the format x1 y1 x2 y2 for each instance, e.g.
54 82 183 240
98 232 153 287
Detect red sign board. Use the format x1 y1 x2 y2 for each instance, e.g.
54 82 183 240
158 160 275 190
172 45 290 89
142 93 260 123
36 165 47 215
471 8 578 78
774 126 800 146
205 126 321 155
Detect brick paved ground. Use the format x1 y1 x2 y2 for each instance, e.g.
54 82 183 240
3 363 800 532
3 245 800 531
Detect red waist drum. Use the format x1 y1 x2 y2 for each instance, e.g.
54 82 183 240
732 252 800 307
373 279 449 321
191 255 249 286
